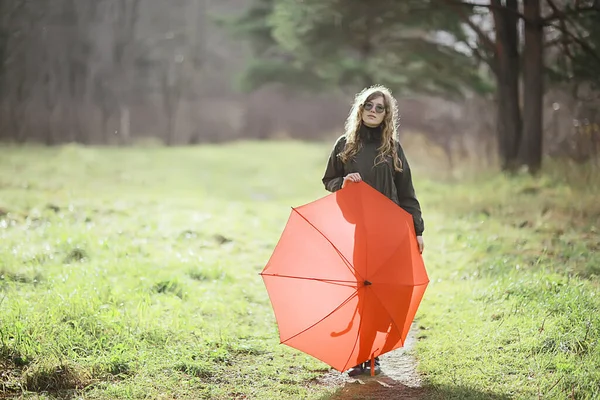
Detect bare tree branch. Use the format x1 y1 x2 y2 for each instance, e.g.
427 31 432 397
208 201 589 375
462 35 496 73
445 0 600 26
549 20 600 63
443 0 528 20
543 0 600 23
545 0 600 63
440 0 496 54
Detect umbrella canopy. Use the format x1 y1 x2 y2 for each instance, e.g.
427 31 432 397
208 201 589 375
260 181 429 373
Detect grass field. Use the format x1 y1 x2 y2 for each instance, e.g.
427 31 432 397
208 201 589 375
0 141 599 399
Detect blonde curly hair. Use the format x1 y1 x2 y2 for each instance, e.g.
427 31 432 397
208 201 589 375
338 84 403 172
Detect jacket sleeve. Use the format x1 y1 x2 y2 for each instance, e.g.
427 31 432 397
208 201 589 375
322 136 346 192
394 143 425 236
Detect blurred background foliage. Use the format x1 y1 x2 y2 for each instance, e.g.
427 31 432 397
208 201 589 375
0 0 599 175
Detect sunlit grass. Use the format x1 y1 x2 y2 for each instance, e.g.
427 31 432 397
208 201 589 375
0 141 598 399
0 142 336 399
415 162 600 399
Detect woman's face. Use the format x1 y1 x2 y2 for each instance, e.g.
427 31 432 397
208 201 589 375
361 96 386 127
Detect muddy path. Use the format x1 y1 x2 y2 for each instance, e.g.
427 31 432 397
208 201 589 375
316 324 427 400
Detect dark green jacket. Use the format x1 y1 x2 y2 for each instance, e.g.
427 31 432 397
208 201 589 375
322 125 425 236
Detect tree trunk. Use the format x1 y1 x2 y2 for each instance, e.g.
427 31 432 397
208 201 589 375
101 106 110 144
519 0 544 173
491 0 522 171
119 106 130 144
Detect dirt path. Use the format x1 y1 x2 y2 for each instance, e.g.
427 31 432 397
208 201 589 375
316 323 427 400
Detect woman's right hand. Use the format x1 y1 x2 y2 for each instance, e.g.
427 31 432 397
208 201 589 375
342 172 362 188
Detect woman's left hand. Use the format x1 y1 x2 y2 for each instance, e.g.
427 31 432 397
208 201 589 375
416 236 424 254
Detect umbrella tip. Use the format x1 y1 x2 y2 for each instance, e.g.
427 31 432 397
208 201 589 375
364 280 372 286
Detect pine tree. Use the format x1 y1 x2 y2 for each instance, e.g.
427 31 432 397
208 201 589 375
223 0 492 96
547 3 600 93
216 0 327 92
269 0 491 96
224 0 599 173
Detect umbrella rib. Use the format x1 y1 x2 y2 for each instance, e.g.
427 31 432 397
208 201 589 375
370 281 430 287
291 208 365 282
369 281 430 351
370 286 405 351
280 291 359 346
342 287 367 372
259 273 358 288
359 185 369 282
368 219 412 281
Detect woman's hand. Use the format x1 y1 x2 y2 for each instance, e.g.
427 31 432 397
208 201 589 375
417 236 424 254
342 173 362 188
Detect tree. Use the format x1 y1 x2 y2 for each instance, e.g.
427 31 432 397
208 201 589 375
546 0 600 94
490 0 522 170
229 0 599 173
0 0 140 144
160 57 184 146
270 0 491 97
216 0 328 92
110 0 141 145
519 0 544 173
0 0 221 145
438 0 599 173
222 0 491 96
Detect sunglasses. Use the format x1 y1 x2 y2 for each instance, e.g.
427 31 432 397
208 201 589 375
363 102 386 114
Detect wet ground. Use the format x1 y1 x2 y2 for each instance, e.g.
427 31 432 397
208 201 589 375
317 324 426 400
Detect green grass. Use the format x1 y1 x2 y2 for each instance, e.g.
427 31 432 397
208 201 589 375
417 177 600 399
0 142 598 399
415 171 600 400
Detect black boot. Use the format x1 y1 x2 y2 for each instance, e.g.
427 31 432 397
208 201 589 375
347 363 364 377
364 357 381 375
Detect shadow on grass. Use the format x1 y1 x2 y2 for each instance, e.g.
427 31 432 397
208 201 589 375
421 384 513 400
320 379 512 400
3 390 89 400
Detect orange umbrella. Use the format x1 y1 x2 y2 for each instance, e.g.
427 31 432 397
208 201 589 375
260 181 429 375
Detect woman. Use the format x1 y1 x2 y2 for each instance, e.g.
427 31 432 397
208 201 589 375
321 84 425 376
